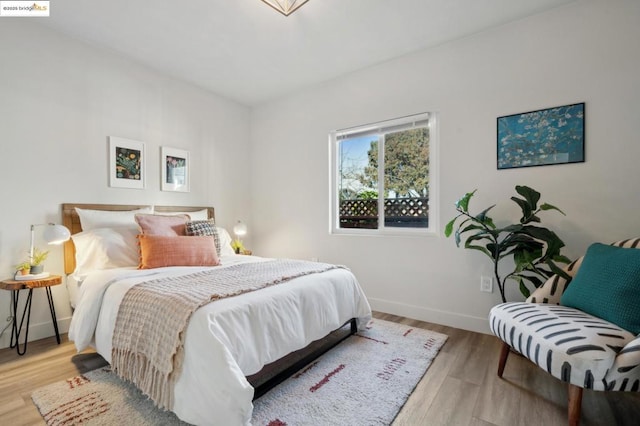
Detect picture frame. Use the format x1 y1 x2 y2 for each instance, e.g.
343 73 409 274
109 136 145 189
161 146 190 192
497 102 585 170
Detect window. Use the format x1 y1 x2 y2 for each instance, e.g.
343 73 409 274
330 112 437 235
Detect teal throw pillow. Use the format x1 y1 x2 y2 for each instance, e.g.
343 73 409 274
561 243 640 334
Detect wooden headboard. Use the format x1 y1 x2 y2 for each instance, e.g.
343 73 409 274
62 203 215 275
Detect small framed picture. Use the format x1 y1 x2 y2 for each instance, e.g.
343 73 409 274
161 147 190 192
109 136 145 189
497 102 585 170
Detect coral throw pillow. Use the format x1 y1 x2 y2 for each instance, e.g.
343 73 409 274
138 235 220 269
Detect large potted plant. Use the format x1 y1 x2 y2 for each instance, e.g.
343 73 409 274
445 185 571 303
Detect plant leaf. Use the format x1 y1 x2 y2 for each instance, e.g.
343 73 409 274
444 217 457 237
487 242 508 259
526 275 544 289
464 234 493 255
552 254 572 264
475 204 496 223
460 223 486 235
519 279 531 298
540 203 566 216
455 190 476 212
511 196 532 222
464 244 492 258
484 217 496 229
527 215 541 223
547 260 571 280
501 224 524 233
515 185 541 211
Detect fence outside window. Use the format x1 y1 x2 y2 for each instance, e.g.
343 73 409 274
339 197 428 229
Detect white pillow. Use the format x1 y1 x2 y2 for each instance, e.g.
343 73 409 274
71 227 139 279
155 209 210 221
217 227 237 256
75 207 152 231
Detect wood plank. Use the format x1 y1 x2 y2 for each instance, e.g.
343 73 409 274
392 351 455 425
421 376 481 425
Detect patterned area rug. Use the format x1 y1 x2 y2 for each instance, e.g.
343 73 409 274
32 319 447 425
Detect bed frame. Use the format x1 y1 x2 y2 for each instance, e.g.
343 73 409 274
60 203 357 401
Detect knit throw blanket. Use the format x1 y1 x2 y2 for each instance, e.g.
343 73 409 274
111 259 343 411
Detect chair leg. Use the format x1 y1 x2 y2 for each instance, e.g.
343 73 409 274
567 384 583 426
497 342 510 378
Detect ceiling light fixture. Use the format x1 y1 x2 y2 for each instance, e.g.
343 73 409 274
260 0 310 16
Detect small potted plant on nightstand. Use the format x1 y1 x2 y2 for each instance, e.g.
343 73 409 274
29 248 49 274
15 261 31 277
231 239 245 255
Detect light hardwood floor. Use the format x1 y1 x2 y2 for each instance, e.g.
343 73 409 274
1 312 639 425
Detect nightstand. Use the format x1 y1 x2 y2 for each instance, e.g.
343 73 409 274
0 275 62 355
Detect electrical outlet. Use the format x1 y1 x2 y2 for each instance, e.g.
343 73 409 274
311 257 319 262
480 276 493 293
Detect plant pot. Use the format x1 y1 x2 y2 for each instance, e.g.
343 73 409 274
30 265 44 274
19 269 30 276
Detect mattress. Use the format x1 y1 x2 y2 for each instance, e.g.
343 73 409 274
68 254 372 425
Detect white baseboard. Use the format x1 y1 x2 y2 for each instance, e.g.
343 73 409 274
368 297 492 335
0 316 72 350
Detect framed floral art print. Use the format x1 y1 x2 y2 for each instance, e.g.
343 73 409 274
161 146 190 192
109 136 145 189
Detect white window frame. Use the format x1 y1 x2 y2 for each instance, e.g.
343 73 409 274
329 112 439 237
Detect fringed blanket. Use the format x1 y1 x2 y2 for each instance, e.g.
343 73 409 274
111 259 343 410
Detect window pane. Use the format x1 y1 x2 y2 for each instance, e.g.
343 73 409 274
338 135 379 229
383 128 429 228
331 112 434 235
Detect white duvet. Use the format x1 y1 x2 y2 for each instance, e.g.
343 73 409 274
68 255 372 425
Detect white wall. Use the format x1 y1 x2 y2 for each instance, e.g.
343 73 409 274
0 22 251 348
250 0 640 333
1 0 638 349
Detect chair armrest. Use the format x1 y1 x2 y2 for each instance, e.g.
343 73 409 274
526 257 583 304
606 335 640 388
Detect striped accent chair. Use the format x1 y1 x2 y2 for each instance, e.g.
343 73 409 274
489 238 640 426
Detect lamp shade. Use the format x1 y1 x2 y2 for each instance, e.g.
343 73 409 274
233 221 247 238
29 223 72 267
42 224 71 244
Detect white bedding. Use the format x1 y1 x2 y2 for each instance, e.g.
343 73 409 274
68 255 372 425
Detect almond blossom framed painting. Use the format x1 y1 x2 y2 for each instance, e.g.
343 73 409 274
161 146 190 192
497 102 585 170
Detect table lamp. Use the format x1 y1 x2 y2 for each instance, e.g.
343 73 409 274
233 221 248 254
19 223 71 278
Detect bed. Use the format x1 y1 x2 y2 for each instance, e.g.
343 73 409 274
63 203 372 425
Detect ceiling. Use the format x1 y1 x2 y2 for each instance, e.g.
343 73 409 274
40 0 575 106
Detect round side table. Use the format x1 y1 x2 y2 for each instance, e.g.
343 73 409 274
0 275 62 355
